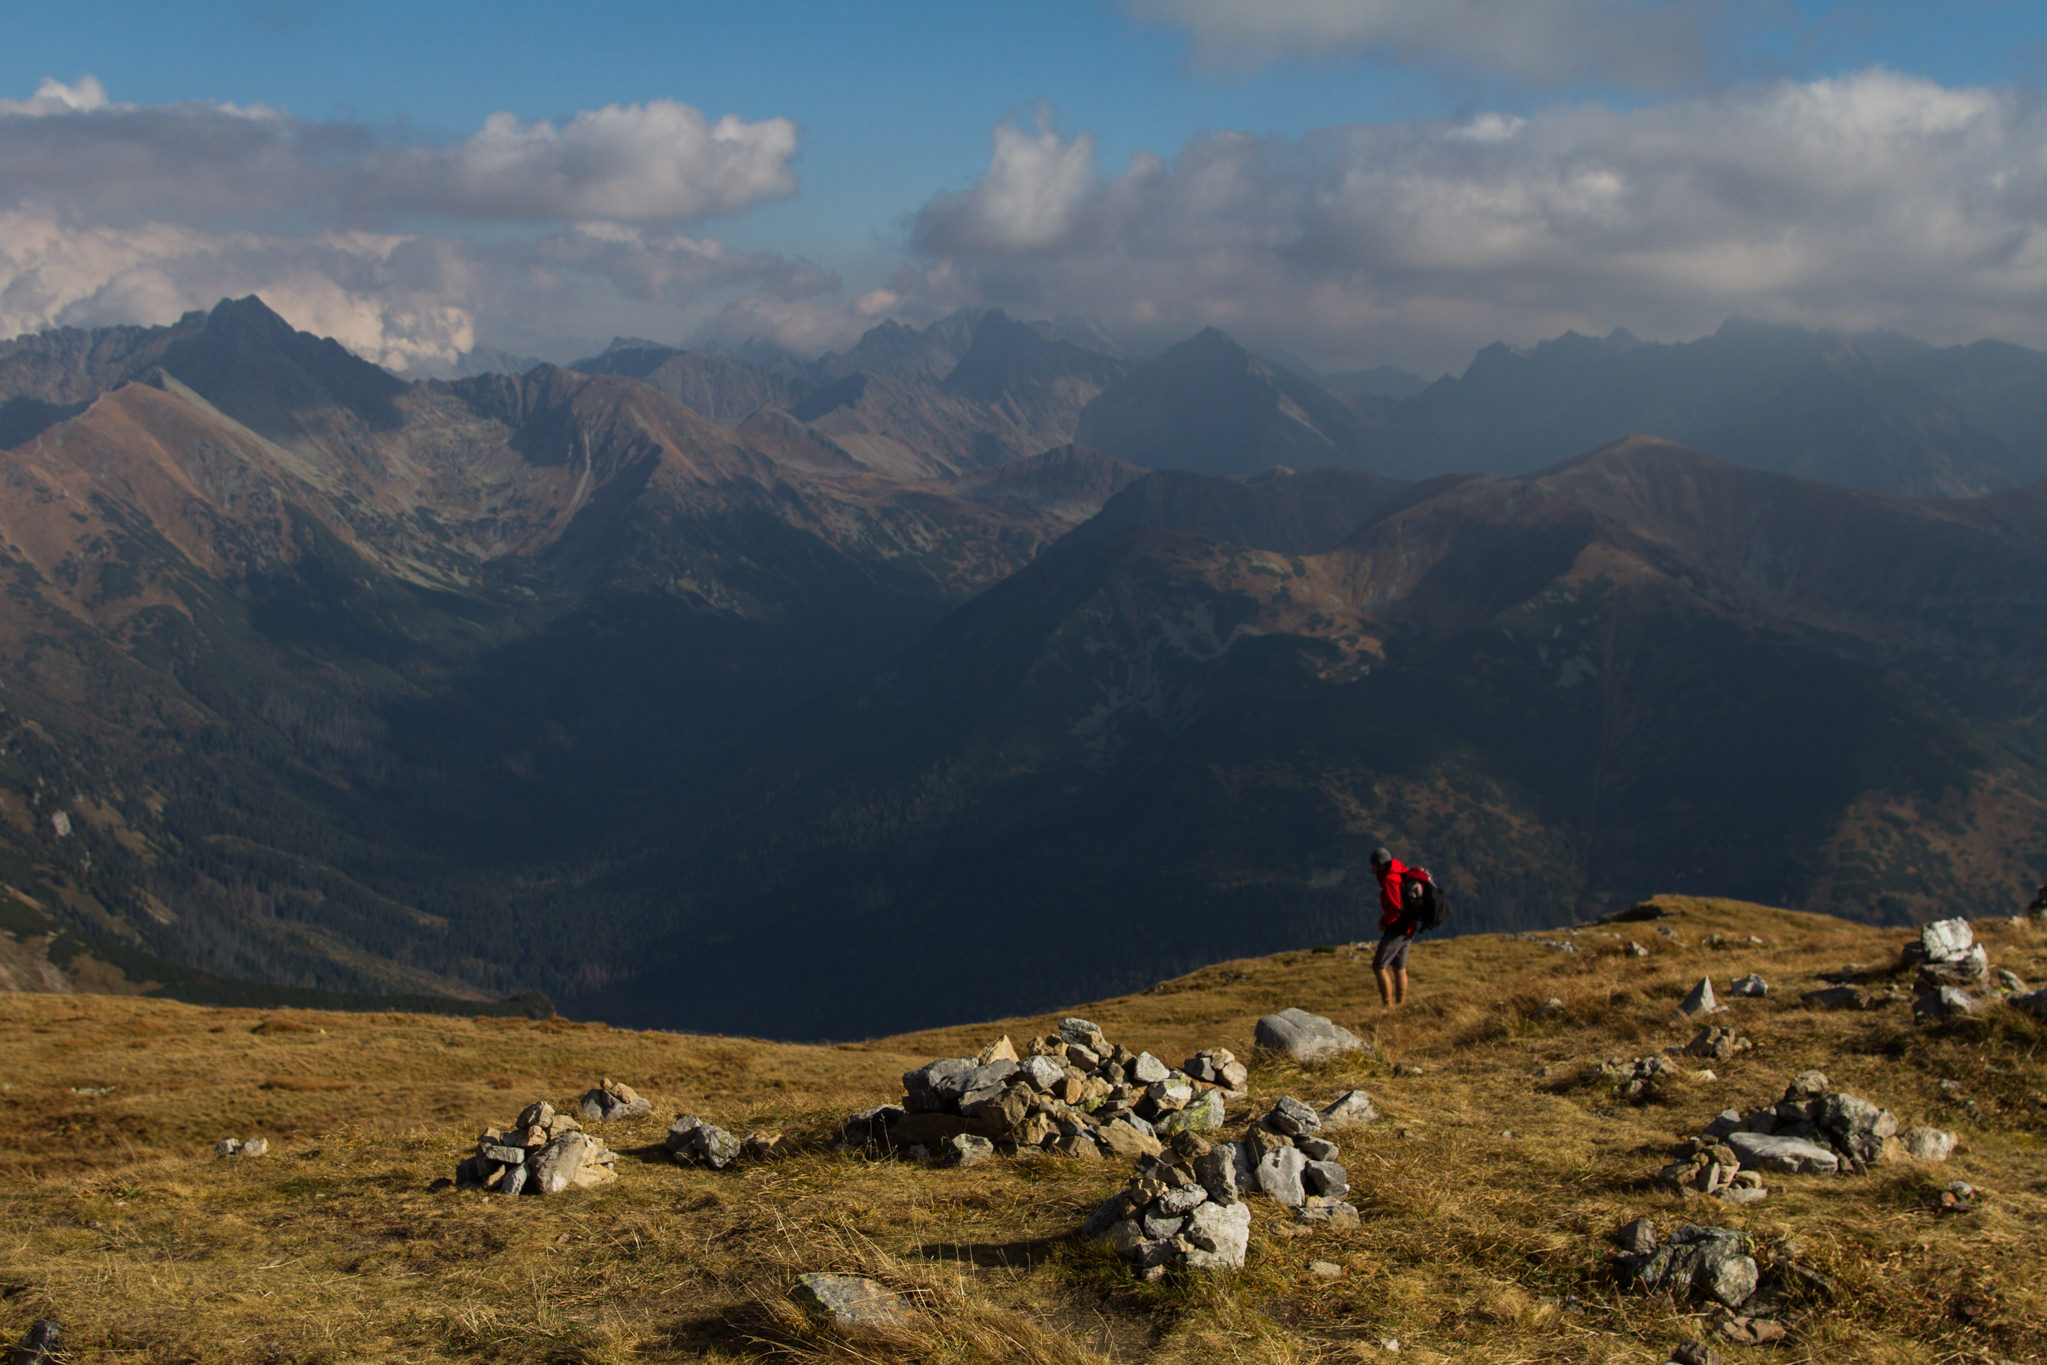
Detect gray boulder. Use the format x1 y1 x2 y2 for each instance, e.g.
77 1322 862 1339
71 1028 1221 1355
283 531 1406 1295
1194 1143 1243 1204
529 1132 594 1194
1729 974 1768 997
1920 918 1974 962
1725 1131 1839 1175
1181 1200 1252 1270
1303 1160 1350 1199
1130 1052 1170 1084
1617 1217 1658 1255
1678 978 1719 1017
1821 1093 1898 1164
1266 1096 1322 1137
901 1058 976 1112
666 1114 742 1169
790 1273 910 1329
1256 1146 1310 1206
1901 1126 1956 1161
942 1133 994 1167
1254 1008 1365 1063
1017 1055 1065 1091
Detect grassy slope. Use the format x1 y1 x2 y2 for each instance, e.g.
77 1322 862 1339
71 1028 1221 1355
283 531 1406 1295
0 896 2042 1364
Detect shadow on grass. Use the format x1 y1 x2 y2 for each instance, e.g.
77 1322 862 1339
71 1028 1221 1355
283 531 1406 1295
913 1233 1070 1269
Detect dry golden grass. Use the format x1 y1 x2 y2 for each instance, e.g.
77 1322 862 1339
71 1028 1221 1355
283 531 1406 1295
1 896 2043 1363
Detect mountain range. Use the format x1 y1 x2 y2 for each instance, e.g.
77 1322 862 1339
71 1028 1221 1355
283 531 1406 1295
0 297 2042 1036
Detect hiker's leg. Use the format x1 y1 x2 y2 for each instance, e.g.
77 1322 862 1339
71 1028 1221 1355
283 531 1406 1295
1374 967 1395 1006
1393 966 1409 1005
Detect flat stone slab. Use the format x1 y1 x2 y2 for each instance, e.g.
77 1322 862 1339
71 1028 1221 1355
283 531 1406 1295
1726 1131 1839 1175
789 1273 911 1329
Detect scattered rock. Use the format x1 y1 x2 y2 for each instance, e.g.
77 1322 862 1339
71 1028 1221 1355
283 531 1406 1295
1920 918 1974 962
666 1114 742 1169
942 1133 994 1167
577 1077 652 1122
1670 1342 1723 1365
1084 1134 1252 1273
1725 1131 1838 1176
1994 968 2026 993
1319 1090 1380 1129
1729 973 1768 997
1632 1225 1759 1310
1717 1316 1788 1346
742 1131 793 1162
1626 941 1650 957
1677 1025 1749 1061
1254 1007 1366 1063
1617 1217 1659 1255
1914 986 1978 1022
789 1272 911 1329
1901 1126 1956 1161
1678 978 1719 1017
8 1320 60 1365
1800 985 1877 1010
1181 1047 1249 1094
1917 946 1989 989
1309 1259 1344 1278
213 1137 268 1159
1391 1062 1425 1077
455 1101 619 1195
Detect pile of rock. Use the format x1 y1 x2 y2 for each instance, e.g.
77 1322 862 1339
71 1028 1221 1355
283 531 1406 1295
455 1100 619 1195
1081 1131 1252 1277
1909 918 1990 1021
665 1114 792 1168
1588 1053 1712 1103
1659 1070 1955 1200
1082 1089 1378 1277
843 1017 1245 1162
1677 1025 1751 1062
1234 1093 1372 1225
1617 1218 1813 1345
578 1077 652 1122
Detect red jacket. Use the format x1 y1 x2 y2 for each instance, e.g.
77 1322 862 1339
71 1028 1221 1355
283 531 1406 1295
1378 858 1412 933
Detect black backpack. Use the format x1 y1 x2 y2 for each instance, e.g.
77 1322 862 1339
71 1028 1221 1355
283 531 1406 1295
1402 868 1450 934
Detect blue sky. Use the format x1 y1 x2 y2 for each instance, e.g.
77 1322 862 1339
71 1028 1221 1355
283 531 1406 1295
4 1 2047 373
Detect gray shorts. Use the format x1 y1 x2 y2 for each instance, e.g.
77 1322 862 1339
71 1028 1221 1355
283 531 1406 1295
1374 930 1412 971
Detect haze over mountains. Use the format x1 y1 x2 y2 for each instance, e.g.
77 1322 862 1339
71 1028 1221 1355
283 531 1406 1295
0 297 2043 1036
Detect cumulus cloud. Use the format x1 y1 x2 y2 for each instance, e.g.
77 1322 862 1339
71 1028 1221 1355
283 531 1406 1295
1126 0 1727 88
901 71 2047 373
0 78 799 227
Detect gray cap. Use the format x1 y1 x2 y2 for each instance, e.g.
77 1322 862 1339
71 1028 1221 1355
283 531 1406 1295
1370 847 1392 868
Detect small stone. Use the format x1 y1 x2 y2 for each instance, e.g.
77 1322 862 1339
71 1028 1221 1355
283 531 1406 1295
1254 1007 1366 1063
1785 1070 1830 1100
499 1160 530 1196
9 1319 61 1365
1319 1090 1379 1129
481 1143 526 1165
1181 1199 1252 1268
1918 945 1989 988
1194 1142 1243 1204
1626 941 1650 957
977 1035 1019 1065
1821 1093 1898 1163
1130 1052 1170 1084
1057 1017 1106 1049
790 1272 911 1330
1901 1126 1956 1161
666 1114 742 1169
1099 1119 1164 1161
1158 1183 1209 1215
213 1138 242 1159
942 1133 994 1166
1617 1217 1658 1255
1304 1160 1349 1199
1671 1343 1723 1365
529 1131 596 1194
238 1137 269 1158
1156 1089 1225 1135
1916 985 1979 1021
1267 1096 1322 1137
1297 1137 1339 1161
1994 968 2026 993
1678 978 1718 1016
1392 1062 1424 1077
1309 1259 1344 1278
1296 1200 1360 1228
1729 974 1768 997
515 1100 555 1130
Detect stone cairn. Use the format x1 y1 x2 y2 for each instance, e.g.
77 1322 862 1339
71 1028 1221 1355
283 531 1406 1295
455 1100 620 1195
1083 1090 1377 1277
1614 1218 1833 1347
1907 917 1992 1021
1658 1069 1955 1204
842 1016 1248 1164
666 1113 795 1167
577 1077 652 1122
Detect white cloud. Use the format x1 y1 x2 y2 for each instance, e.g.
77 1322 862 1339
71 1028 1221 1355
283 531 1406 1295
0 78 800 227
1127 0 1724 88
898 71 2047 373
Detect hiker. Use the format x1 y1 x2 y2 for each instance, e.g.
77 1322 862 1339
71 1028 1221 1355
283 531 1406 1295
1371 846 1417 1008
